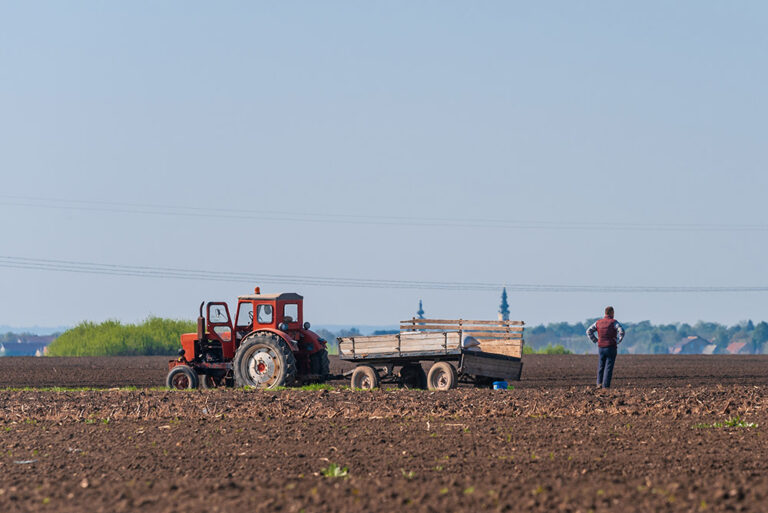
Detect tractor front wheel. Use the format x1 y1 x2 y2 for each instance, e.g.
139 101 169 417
233 333 297 389
166 365 199 390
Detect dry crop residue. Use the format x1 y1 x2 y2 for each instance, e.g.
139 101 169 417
1 385 768 512
0 386 765 423
2 355 768 512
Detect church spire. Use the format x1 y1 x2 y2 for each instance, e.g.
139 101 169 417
498 288 510 321
417 299 425 319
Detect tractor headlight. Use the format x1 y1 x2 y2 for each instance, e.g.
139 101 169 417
278 322 289 332
303 321 311 330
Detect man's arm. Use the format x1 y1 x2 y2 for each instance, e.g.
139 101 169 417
614 321 625 344
586 322 598 343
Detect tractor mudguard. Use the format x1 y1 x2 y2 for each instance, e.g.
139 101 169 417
299 329 326 354
250 329 299 353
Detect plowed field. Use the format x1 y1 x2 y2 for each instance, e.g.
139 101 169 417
1 355 767 512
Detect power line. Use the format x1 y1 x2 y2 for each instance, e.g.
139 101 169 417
1 255 766 293
1 194 767 232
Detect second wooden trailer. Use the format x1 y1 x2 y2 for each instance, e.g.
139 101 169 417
337 318 525 390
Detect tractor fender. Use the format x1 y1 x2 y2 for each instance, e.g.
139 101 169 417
251 329 299 353
299 329 326 354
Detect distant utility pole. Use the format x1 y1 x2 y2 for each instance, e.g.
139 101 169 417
417 299 425 319
498 288 510 321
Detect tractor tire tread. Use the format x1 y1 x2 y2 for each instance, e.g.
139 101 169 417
310 348 331 378
166 365 199 390
233 332 297 389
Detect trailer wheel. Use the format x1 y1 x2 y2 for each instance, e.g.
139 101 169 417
350 365 379 390
427 362 457 391
400 364 427 389
166 365 199 390
234 333 297 389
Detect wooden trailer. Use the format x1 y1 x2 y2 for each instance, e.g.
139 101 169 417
337 318 524 390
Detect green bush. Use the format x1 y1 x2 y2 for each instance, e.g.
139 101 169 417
523 343 572 355
47 317 195 356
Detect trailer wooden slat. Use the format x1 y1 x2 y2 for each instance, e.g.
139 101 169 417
454 331 523 338
401 324 524 330
400 324 524 332
468 334 524 340
401 319 524 326
401 331 523 339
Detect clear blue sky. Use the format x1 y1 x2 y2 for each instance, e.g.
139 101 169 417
1 1 766 328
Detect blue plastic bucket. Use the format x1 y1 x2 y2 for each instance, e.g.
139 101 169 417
492 381 508 390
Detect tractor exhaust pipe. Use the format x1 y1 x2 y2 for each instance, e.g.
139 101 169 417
197 301 206 342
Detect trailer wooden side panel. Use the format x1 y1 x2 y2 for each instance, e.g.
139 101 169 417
338 332 461 360
461 352 523 381
340 335 400 356
476 340 523 359
399 331 461 353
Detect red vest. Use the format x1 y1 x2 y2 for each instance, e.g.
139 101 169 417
596 316 618 348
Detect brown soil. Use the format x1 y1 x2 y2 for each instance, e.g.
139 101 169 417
3 354 768 389
1 355 767 512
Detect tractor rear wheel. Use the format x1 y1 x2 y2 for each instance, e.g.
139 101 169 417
233 333 297 389
310 348 330 378
166 365 199 390
350 365 379 390
427 362 458 391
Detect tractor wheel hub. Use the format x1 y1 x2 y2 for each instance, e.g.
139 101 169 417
246 348 278 385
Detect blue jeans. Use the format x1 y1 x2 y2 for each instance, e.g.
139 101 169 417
597 346 617 388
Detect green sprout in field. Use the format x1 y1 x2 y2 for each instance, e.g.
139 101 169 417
693 416 758 429
321 463 349 478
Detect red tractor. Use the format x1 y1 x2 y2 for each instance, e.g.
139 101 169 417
166 288 330 389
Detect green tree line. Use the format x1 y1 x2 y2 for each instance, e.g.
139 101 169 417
47 317 195 356
523 343 571 355
526 319 768 354
44 318 768 357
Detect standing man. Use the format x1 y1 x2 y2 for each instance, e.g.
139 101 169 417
586 306 625 388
